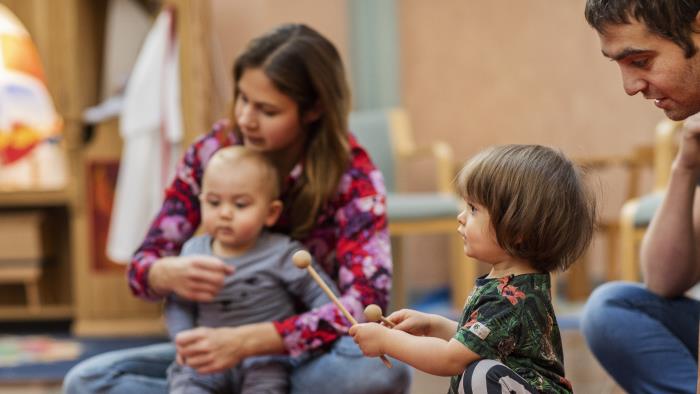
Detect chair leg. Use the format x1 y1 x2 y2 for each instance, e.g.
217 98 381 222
565 252 590 301
390 237 406 311
449 234 475 311
25 280 40 313
603 222 620 281
620 200 640 281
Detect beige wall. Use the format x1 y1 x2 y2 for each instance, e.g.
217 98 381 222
209 0 349 107
399 1 661 161
397 1 663 294
208 0 663 298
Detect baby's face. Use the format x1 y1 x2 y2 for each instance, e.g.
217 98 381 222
199 160 278 256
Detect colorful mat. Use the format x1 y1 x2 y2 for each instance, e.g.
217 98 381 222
0 335 82 367
0 335 167 383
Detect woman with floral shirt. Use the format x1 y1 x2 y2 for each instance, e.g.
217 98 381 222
63 23 411 394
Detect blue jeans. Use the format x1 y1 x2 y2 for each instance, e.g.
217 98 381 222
582 282 699 394
63 336 412 394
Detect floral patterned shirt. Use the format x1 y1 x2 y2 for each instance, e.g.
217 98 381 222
127 119 391 356
448 274 572 394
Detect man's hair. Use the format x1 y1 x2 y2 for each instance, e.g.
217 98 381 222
456 145 597 273
205 146 280 200
585 0 700 58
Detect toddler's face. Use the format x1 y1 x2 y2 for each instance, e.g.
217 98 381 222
456 200 508 263
199 160 279 256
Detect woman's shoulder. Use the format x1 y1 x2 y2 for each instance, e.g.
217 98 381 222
336 134 386 198
190 119 239 150
346 133 376 172
183 119 240 168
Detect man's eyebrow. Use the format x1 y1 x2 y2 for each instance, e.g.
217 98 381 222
602 47 650 61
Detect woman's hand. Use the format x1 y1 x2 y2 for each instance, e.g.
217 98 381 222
386 309 433 336
349 323 388 357
175 322 285 374
149 255 233 301
175 326 244 374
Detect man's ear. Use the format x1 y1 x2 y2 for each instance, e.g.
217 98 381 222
265 200 283 227
303 102 323 124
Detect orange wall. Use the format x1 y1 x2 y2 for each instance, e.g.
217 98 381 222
399 1 661 162
209 0 349 106
209 0 663 296
396 1 663 293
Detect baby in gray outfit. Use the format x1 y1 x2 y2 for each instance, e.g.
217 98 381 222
166 146 334 394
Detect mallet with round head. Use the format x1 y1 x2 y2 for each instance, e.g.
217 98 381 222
292 250 392 368
364 304 396 328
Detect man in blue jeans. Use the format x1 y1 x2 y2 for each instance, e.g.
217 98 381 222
582 1 700 393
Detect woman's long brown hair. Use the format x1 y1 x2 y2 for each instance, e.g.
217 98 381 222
232 24 351 239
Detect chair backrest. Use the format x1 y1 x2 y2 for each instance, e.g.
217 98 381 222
652 118 683 190
349 108 405 192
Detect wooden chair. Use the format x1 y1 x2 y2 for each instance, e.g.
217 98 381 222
546 147 654 300
618 119 683 281
349 108 476 310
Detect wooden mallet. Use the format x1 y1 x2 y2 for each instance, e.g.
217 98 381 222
364 304 396 328
292 250 392 369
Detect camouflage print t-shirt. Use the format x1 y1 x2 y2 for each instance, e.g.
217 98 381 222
448 273 572 394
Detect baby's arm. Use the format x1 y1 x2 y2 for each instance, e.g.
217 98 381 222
164 238 201 340
165 294 197 340
349 322 480 376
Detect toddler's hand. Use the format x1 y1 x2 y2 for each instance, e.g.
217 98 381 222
386 309 432 336
349 323 387 357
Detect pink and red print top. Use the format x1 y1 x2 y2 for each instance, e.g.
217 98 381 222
128 119 392 356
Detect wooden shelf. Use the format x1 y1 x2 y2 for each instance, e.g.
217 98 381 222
0 190 70 207
0 304 73 320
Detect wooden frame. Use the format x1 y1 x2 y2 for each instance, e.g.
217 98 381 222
619 119 682 282
380 108 484 310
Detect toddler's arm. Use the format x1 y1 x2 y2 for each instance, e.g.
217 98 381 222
349 322 480 376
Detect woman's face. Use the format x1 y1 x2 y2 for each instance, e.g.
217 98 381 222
234 68 306 161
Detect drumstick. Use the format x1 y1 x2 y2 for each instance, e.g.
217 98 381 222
364 304 396 328
292 250 393 369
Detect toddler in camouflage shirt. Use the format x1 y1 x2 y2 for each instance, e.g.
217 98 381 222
351 144 596 393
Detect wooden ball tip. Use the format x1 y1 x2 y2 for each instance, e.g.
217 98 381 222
364 304 382 322
292 250 312 268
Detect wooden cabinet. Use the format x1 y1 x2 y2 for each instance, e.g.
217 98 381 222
0 0 217 335
71 118 163 336
0 200 73 320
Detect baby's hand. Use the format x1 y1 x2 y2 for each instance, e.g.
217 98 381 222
152 255 234 302
349 322 387 357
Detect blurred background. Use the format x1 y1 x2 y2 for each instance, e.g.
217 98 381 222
0 1 665 392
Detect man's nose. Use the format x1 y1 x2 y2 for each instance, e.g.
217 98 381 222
621 71 647 96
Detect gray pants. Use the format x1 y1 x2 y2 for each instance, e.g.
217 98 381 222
167 355 288 394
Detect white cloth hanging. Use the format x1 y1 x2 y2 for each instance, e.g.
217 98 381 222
107 7 183 263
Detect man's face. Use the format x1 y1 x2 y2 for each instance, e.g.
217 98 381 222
598 17 700 120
